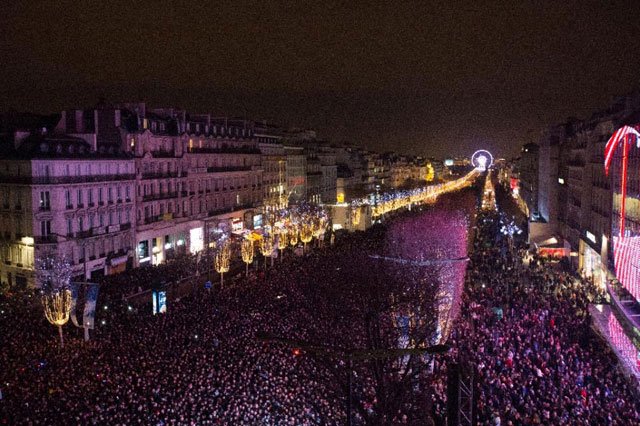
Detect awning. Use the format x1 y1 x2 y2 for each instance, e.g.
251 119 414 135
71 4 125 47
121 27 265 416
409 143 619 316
110 255 129 266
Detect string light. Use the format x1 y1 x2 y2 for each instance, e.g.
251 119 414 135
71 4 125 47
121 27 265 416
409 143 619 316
36 255 73 347
214 242 231 287
241 239 254 276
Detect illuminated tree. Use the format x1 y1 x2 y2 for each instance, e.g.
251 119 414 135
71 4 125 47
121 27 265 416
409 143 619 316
277 230 288 262
289 227 299 247
214 242 231 287
260 234 274 267
299 224 313 252
36 255 73 347
425 163 435 182
241 239 254 276
43 289 72 347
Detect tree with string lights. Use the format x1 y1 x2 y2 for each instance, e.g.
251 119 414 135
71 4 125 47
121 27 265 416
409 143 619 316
260 234 274 267
300 224 313 252
36 255 73 347
214 242 231 287
241 239 254 276
277 230 288 262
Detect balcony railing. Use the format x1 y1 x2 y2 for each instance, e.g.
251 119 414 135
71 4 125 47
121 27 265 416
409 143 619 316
141 171 183 180
207 165 252 173
142 192 179 202
0 174 136 185
34 235 57 244
150 150 175 158
188 146 260 155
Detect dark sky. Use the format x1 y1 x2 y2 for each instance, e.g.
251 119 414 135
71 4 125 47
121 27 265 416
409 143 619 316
2 1 640 158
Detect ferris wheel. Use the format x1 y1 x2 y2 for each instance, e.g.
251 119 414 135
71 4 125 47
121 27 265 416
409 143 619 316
471 150 493 171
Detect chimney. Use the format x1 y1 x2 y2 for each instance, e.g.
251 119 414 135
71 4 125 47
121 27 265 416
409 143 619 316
75 110 84 133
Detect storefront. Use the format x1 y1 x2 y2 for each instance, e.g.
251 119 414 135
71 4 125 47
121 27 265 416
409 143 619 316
579 239 607 290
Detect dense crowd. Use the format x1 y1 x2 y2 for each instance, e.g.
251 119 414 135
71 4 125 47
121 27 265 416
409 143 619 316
0 189 478 425
2 184 639 425
430 210 640 425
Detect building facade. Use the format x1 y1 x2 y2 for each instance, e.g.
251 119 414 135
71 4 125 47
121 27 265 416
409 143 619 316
0 129 135 287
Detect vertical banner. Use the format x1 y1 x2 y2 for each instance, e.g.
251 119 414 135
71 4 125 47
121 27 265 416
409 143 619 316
83 283 99 329
152 291 167 315
69 282 80 327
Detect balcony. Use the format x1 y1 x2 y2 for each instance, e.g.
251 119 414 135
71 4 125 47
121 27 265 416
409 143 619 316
188 146 260 155
150 150 175 158
207 165 252 173
0 174 136 185
75 230 93 239
34 235 57 244
141 171 183 180
142 192 179 202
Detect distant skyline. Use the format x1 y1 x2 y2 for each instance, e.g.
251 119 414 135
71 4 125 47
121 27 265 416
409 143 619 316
2 1 640 158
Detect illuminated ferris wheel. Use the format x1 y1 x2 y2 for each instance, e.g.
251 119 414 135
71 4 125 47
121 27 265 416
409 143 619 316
471 150 493 171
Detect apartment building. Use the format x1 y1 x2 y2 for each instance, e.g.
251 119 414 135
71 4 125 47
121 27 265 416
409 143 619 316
0 119 135 286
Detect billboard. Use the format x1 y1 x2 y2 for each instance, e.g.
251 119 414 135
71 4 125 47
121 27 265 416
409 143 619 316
152 291 167 315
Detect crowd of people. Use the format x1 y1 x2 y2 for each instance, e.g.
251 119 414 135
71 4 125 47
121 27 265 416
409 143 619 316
1 182 639 425
429 209 640 425
0 189 478 425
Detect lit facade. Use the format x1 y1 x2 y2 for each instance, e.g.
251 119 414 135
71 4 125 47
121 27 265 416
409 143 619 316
0 133 135 287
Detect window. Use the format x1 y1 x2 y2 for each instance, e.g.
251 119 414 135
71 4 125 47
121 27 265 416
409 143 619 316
67 218 73 236
126 186 131 200
108 187 113 202
98 188 104 204
40 220 51 236
78 217 84 231
65 190 72 208
39 191 50 210
77 189 83 206
88 189 93 205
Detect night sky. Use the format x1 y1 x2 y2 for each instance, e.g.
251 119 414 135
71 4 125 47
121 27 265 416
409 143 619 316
2 1 640 158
